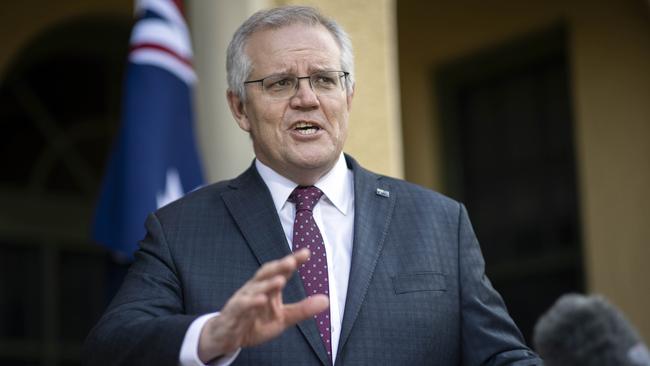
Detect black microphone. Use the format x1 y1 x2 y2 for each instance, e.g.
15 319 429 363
534 293 650 366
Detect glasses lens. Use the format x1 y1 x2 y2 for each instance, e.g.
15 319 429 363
310 71 344 93
262 74 297 98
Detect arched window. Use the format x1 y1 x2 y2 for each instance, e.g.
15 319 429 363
0 16 131 365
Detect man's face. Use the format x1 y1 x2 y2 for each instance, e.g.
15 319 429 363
228 23 353 185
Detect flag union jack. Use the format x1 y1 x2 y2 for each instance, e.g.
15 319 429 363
93 0 204 260
129 0 196 84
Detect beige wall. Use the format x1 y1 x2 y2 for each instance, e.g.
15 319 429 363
188 0 265 182
572 0 650 342
275 0 404 178
398 0 650 340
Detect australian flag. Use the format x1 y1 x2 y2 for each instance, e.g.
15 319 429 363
93 0 204 259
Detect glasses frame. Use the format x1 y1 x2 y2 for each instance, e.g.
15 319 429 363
243 70 350 99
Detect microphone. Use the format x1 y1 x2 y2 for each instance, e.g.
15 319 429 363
533 293 650 366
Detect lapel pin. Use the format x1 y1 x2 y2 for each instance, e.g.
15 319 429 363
376 188 390 198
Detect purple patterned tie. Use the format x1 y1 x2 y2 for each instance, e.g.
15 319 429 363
289 186 332 359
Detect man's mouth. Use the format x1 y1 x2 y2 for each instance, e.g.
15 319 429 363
292 121 321 135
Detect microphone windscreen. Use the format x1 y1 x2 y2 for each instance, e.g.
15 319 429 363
533 293 650 366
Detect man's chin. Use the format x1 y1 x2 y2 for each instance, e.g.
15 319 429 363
285 154 338 181
292 151 339 170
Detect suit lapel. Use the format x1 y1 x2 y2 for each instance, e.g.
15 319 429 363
337 156 396 360
221 164 331 366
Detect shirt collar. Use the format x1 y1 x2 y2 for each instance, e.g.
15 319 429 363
255 153 352 215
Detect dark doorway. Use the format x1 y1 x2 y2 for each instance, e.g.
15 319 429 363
435 25 584 343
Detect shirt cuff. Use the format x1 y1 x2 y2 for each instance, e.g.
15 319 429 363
179 312 242 366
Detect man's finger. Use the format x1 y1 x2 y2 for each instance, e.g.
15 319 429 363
254 248 311 282
282 294 329 326
239 274 287 301
292 247 311 264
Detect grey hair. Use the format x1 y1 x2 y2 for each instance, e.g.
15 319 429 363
226 5 355 101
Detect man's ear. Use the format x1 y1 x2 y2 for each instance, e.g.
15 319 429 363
227 90 251 132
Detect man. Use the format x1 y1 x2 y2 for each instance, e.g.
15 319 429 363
84 6 541 366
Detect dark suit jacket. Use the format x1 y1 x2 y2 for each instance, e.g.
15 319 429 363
84 155 542 365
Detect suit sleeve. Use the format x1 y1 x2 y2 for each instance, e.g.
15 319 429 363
457 203 543 366
83 212 198 366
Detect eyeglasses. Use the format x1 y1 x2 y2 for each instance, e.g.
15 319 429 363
244 71 349 100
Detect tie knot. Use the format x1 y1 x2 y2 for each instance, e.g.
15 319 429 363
289 186 323 212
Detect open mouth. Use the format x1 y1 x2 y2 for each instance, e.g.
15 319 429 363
292 121 321 135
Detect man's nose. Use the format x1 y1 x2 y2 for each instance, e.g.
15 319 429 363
290 77 320 109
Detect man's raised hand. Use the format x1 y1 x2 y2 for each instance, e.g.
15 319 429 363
197 248 329 363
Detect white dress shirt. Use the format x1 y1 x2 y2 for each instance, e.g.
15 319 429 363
179 153 355 365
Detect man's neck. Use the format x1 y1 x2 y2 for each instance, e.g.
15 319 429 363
256 159 340 187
